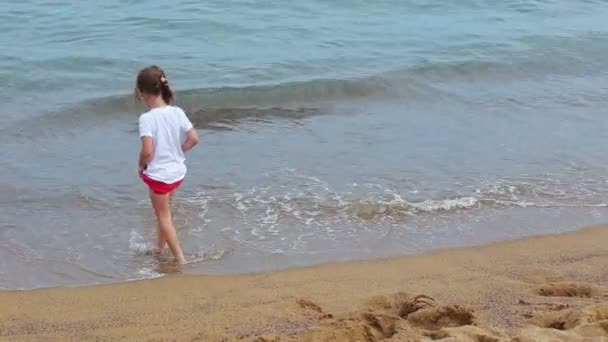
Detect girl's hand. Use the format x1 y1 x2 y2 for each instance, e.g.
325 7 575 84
182 128 199 152
139 136 154 170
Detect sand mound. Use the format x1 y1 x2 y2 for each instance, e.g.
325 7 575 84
254 312 401 342
513 326 602 342
370 293 476 332
245 289 608 342
246 293 479 341
427 321 608 342
296 298 334 320
296 298 324 313
536 282 605 298
530 304 608 330
574 320 608 338
425 325 509 341
408 305 476 331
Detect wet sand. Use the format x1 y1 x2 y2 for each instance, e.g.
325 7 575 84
1 225 607 341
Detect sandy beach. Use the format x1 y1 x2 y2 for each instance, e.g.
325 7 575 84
1 225 607 341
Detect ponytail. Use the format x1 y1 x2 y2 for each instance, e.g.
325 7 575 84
136 65 175 104
159 76 174 104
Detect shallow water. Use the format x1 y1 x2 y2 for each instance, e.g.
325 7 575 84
1 0 608 289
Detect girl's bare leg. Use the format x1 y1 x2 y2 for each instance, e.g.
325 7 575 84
156 188 178 250
156 228 167 251
155 188 179 251
149 190 186 264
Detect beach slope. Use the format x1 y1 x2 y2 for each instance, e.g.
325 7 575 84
1 225 607 341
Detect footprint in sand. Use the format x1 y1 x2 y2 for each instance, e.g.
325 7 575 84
296 298 333 320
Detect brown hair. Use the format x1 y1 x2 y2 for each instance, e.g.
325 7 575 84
136 65 174 104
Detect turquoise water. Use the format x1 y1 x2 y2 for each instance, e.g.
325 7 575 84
1 0 608 289
2 0 607 117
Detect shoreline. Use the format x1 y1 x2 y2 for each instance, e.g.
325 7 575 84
2 225 607 341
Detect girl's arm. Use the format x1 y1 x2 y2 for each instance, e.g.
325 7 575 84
139 136 154 171
182 128 199 152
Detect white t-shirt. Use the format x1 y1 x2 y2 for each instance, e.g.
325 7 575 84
139 106 194 184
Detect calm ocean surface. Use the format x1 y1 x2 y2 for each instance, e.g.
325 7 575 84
1 0 608 289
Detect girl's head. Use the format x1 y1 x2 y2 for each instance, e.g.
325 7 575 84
135 65 174 108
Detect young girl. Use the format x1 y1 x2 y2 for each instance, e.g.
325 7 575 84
136 65 199 264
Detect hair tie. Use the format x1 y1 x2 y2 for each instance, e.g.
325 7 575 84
160 76 169 85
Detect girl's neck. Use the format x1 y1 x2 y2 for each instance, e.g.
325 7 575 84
147 97 167 109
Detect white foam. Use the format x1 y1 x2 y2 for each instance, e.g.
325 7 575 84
184 171 608 252
134 267 163 280
410 197 479 212
188 247 230 263
128 230 152 254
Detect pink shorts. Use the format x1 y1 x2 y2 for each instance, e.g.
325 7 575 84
140 172 183 195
